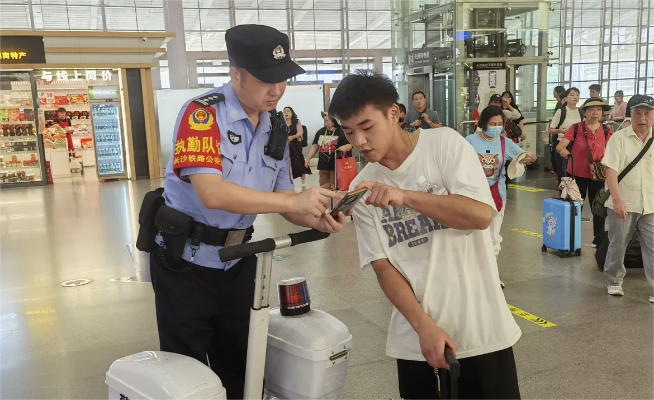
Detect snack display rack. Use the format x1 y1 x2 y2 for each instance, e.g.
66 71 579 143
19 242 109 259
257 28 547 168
0 72 46 186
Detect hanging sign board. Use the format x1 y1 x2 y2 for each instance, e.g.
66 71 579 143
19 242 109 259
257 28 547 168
0 36 46 64
407 48 435 68
472 62 507 70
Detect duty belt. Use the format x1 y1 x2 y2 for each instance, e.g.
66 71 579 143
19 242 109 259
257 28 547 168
189 222 254 248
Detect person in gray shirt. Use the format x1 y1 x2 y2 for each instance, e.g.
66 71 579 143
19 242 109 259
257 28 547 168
406 91 442 130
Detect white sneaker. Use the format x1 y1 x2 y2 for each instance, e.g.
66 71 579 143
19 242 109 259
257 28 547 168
649 296 654 304
500 280 506 289
607 285 624 296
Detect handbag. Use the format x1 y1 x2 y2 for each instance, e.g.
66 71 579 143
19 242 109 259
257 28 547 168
583 123 607 181
506 120 522 139
591 136 653 217
335 151 358 191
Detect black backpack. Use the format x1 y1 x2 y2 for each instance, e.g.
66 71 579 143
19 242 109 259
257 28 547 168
556 105 582 129
301 125 308 147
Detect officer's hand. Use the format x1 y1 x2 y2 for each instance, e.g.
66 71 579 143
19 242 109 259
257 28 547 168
294 187 343 218
315 211 347 233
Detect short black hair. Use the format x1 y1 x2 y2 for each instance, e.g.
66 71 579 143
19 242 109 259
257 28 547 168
57 107 67 112
554 86 566 96
565 87 580 97
478 106 505 131
412 91 426 100
589 84 602 92
614 90 624 96
397 103 407 114
328 70 398 121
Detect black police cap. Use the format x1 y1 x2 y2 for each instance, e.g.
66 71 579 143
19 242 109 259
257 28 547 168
226 24 305 84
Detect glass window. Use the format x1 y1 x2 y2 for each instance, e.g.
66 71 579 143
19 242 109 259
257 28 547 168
183 8 201 29
0 4 32 29
33 5 72 29
573 27 601 45
200 31 226 51
581 10 600 27
348 0 367 10
612 79 636 96
235 9 260 25
349 31 368 49
200 9 230 31
185 31 203 51
315 31 342 49
233 0 256 9
294 31 316 50
611 27 639 45
258 0 285 9
182 0 199 8
136 7 165 31
367 31 391 49
197 0 230 8
615 9 639 27
293 9 315 30
611 61 636 79
258 10 288 31
134 0 162 6
313 0 341 10
347 11 367 30
366 10 391 31
366 0 391 10
313 10 340 30
105 0 134 5
611 44 638 62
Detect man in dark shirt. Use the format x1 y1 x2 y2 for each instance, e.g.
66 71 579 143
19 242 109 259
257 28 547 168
405 91 442 130
396 103 414 132
304 112 352 189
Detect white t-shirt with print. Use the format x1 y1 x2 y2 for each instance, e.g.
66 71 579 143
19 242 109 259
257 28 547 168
350 128 521 360
550 106 582 139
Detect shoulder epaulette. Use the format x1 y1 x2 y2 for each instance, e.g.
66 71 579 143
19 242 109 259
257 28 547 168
192 93 225 107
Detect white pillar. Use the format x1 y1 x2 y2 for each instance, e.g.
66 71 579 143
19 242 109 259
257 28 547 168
151 67 162 90
373 55 383 74
163 0 189 89
188 59 199 88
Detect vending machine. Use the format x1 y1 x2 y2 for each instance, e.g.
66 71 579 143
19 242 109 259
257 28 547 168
89 86 127 179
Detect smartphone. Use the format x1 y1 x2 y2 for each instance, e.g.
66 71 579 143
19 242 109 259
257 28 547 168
329 188 369 218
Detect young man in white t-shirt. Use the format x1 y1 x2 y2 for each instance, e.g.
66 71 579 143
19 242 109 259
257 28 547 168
328 71 522 399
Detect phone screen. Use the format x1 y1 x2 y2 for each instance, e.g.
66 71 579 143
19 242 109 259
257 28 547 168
329 188 368 218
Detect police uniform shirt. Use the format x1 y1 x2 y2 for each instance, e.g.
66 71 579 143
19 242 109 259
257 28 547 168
160 83 294 270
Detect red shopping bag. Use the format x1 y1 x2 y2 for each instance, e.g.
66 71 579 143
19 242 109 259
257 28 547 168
335 151 358 191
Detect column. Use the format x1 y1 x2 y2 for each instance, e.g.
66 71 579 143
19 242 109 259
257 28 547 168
373 56 383 74
536 1 550 157
188 59 199 89
163 0 189 89
151 67 162 90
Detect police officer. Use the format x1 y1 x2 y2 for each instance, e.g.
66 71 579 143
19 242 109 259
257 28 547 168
148 25 346 399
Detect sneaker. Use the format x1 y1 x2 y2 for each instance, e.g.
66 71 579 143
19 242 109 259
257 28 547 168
591 236 601 248
649 296 654 304
607 285 624 296
500 280 506 289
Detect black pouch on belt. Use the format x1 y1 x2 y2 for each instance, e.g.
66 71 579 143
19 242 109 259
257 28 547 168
154 204 194 266
136 188 165 252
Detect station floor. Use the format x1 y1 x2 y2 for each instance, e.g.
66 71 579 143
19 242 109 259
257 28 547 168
1 166 652 399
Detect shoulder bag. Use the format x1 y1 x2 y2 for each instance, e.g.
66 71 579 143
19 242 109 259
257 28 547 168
592 136 653 217
582 123 608 181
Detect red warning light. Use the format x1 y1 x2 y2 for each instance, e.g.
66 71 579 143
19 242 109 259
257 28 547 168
278 277 310 316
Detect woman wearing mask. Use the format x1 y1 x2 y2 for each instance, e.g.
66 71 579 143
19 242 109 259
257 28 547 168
304 112 352 189
556 98 612 248
548 87 582 182
466 106 536 286
283 106 311 184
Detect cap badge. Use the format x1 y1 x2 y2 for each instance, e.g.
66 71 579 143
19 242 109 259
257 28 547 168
273 45 286 60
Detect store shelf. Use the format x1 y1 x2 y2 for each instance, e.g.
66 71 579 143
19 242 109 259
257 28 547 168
40 103 90 109
1 136 37 141
1 165 41 170
71 134 94 137
0 121 36 125
77 148 95 151
0 150 40 155
45 148 69 153
0 106 34 110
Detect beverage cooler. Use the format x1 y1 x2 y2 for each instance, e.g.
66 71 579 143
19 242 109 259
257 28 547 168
91 102 127 179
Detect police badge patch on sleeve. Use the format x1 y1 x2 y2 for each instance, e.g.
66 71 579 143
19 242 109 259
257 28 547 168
228 131 242 144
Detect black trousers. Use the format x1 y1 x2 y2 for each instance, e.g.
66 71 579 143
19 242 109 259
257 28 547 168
150 249 257 399
575 177 606 239
397 347 521 399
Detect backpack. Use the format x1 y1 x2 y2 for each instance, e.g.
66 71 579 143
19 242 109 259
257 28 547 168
556 106 582 129
301 125 308 147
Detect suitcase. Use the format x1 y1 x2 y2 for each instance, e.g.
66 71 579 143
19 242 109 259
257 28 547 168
596 231 643 272
541 198 582 258
436 346 460 399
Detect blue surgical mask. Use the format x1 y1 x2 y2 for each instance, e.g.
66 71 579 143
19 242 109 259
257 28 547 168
486 126 502 138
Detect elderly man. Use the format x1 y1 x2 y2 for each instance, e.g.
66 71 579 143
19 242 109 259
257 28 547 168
602 96 654 302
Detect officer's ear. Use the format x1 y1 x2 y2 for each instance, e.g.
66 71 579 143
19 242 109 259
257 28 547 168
229 66 246 86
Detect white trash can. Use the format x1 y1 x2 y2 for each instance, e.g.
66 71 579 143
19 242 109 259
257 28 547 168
264 308 352 400
106 351 226 400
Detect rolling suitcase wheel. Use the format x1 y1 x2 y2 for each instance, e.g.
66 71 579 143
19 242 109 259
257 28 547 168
541 245 547 253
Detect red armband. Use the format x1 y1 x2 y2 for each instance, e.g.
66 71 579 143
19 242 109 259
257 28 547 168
172 102 223 182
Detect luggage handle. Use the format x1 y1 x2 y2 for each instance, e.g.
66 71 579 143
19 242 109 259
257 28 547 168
437 346 460 399
565 154 574 179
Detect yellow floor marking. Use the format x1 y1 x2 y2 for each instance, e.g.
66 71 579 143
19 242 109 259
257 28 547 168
511 228 543 238
507 305 557 328
507 184 548 192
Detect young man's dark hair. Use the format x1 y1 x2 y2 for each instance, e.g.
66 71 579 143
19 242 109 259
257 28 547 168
412 91 426 100
397 103 407 114
589 84 602 92
554 86 566 97
477 105 506 131
328 70 398 121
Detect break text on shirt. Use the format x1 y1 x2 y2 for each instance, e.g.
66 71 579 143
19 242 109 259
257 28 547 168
381 205 449 248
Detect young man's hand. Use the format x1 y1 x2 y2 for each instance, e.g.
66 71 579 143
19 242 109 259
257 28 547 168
356 181 406 209
613 198 628 220
410 120 422 127
416 318 457 370
315 211 348 233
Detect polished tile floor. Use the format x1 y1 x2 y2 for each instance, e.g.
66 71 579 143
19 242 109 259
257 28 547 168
1 167 652 399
